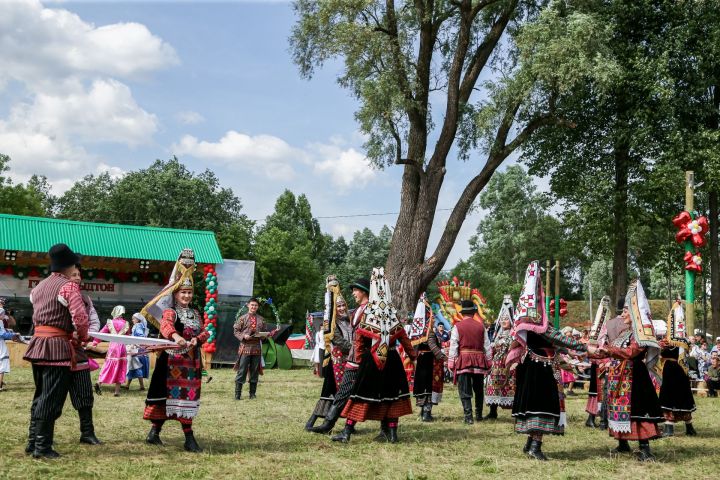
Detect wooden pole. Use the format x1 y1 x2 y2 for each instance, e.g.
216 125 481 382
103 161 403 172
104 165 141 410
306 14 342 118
685 171 695 334
545 260 551 316
555 260 561 329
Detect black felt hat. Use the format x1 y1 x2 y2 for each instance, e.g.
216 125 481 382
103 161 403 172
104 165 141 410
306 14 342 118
349 278 370 294
460 299 477 315
49 244 81 273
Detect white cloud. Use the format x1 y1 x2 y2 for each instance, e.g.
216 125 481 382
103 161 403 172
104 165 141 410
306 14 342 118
176 111 205 125
6 79 158 145
172 130 306 180
312 144 375 189
0 0 178 89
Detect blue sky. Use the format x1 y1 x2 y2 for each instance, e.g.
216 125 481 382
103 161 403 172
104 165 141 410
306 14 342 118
0 0 494 268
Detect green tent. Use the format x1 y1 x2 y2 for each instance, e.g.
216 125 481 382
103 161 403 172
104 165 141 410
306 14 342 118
276 344 293 370
262 338 277 369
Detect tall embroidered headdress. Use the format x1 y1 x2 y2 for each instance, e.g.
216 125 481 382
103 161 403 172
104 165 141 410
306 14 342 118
589 295 612 343
494 294 515 333
140 248 196 329
506 261 547 366
625 279 660 376
321 275 346 367
406 293 434 347
357 267 403 370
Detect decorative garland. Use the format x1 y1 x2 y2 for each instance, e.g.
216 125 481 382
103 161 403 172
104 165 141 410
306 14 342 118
0 265 166 284
672 211 708 272
202 264 219 354
235 297 282 324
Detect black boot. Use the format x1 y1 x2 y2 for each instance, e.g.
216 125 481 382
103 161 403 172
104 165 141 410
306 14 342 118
685 423 697 436
522 436 532 453
310 405 340 434
78 408 102 445
388 426 399 443
183 430 203 453
249 382 257 399
461 398 473 424
598 416 608 430
662 423 674 437
145 425 163 445
637 441 655 462
331 423 353 443
611 439 632 454
421 404 434 422
484 404 498 420
527 439 548 461
305 414 319 431
585 413 596 428
234 382 242 400
25 418 36 454
373 420 390 442
475 399 483 422
33 419 60 459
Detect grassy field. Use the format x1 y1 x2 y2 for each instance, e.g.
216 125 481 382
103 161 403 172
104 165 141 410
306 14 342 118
1 367 719 480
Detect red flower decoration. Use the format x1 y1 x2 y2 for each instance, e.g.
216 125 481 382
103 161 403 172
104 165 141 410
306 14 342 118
674 211 709 247
684 251 703 272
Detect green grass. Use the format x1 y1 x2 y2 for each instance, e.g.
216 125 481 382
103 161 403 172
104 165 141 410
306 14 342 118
1 367 719 479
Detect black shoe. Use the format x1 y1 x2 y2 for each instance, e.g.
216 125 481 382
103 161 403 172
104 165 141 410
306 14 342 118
484 405 498 420
474 399 484 421
637 443 655 462
662 423 674 437
527 439 548 461
311 405 340 434
33 420 60 459
145 426 163 446
611 440 632 454
94 383 102 396
331 424 353 443
373 421 389 442
421 404 434 422
585 413 596 428
249 382 257 399
388 426 399 444
234 382 242 400
461 398 473 424
183 431 203 453
522 436 532 453
25 418 36 455
305 414 318 431
686 423 697 436
598 418 608 430
78 408 102 445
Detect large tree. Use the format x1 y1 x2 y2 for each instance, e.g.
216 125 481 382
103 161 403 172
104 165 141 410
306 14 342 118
291 0 614 312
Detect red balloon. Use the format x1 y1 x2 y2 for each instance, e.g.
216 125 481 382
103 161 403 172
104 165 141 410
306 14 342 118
672 211 692 228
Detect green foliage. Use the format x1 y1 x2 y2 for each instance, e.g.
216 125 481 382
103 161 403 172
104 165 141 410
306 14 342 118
0 154 48 217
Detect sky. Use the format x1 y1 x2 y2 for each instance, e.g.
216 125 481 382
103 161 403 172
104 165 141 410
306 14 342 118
0 0 499 269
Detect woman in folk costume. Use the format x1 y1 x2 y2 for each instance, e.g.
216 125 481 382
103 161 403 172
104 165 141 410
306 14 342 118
409 294 446 422
658 299 697 437
332 267 417 444
142 249 209 453
126 313 151 391
584 296 612 428
305 275 354 430
559 327 578 396
0 298 21 391
506 261 591 461
93 305 130 396
597 280 663 461
484 294 515 420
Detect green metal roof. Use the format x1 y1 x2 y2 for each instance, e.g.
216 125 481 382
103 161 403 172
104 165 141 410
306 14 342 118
0 214 223 264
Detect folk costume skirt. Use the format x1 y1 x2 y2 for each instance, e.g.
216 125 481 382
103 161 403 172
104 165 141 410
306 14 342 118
585 363 599 415
144 346 202 424
607 358 663 441
413 351 444 406
512 353 565 435
312 359 340 417
342 349 412 422
659 359 696 422
485 347 515 408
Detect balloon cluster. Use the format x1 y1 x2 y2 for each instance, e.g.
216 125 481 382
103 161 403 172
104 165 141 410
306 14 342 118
202 265 218 353
549 298 568 317
673 211 709 272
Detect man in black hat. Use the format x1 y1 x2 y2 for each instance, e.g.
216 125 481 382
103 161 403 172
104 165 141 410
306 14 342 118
23 244 89 459
310 277 369 435
447 299 491 424
595 296 630 430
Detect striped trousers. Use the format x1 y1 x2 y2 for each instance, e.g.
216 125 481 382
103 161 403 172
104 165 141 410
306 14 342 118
332 368 359 410
69 369 94 410
30 364 71 421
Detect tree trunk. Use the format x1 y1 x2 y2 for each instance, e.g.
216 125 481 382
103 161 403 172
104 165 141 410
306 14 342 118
709 84 720 337
611 145 629 308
